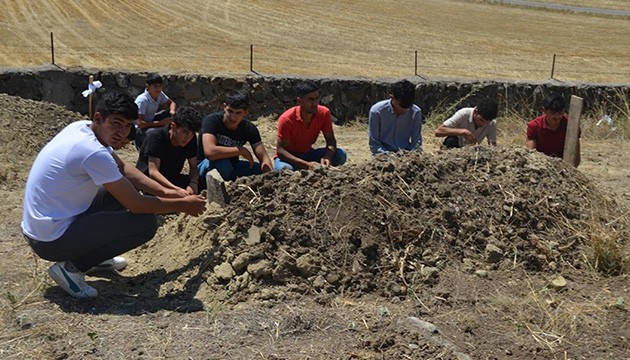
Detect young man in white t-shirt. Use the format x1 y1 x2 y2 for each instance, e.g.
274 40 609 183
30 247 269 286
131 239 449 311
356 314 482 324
22 91 205 299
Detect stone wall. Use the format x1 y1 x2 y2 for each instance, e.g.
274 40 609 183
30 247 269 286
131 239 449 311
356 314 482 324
0 65 627 123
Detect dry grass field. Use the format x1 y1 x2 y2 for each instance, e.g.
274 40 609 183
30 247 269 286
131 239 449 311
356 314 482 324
1 0 629 82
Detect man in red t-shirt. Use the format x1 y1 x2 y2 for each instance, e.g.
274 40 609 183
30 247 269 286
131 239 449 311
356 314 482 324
526 93 580 167
274 81 347 170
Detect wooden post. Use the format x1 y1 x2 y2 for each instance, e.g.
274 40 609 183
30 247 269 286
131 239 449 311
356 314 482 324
414 50 418 76
250 44 254 73
88 75 94 120
50 32 55 65
550 54 556 79
563 95 582 167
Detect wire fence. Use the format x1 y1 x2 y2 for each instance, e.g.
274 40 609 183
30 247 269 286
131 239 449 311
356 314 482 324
1 32 629 83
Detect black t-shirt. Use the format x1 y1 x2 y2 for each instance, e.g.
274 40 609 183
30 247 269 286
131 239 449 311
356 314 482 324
136 126 197 181
197 111 262 162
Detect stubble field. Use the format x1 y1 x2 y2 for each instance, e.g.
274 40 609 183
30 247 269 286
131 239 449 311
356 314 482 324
1 0 629 82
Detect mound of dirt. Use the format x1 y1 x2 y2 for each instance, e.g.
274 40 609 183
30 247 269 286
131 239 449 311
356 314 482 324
0 93 82 188
0 93 82 157
153 146 628 303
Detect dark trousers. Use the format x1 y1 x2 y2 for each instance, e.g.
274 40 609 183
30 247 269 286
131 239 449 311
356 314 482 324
442 136 461 149
26 188 158 272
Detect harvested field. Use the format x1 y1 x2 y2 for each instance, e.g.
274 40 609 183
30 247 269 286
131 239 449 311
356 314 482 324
1 0 629 82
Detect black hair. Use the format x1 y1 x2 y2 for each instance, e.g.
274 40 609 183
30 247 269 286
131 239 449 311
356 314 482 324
391 79 415 109
543 93 566 112
95 91 138 121
146 73 163 85
476 98 499 120
295 81 319 98
172 106 202 133
225 91 250 110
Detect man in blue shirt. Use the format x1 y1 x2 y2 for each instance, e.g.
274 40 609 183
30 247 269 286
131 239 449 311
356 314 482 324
368 79 423 155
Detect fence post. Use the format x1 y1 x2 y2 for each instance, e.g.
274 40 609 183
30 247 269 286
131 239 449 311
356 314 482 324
250 44 254 73
50 32 55 65
550 53 556 79
414 50 418 76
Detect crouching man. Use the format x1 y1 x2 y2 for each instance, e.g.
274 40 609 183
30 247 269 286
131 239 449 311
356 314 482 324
21 91 206 299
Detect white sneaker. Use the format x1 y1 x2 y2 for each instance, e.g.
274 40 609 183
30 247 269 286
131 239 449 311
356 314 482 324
86 256 128 274
48 262 98 298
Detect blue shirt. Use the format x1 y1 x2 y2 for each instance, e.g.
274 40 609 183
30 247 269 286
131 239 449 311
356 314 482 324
368 99 423 155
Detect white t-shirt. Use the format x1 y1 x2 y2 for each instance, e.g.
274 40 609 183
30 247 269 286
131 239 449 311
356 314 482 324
135 89 170 122
442 107 497 146
21 121 123 242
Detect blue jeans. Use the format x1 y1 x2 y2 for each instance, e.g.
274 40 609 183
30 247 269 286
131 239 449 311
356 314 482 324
198 158 262 184
274 147 347 171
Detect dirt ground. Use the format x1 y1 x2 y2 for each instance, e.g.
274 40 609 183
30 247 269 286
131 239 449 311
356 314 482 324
0 93 628 359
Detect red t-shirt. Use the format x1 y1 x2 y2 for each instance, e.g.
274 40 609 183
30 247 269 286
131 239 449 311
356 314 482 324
526 114 570 158
276 105 333 155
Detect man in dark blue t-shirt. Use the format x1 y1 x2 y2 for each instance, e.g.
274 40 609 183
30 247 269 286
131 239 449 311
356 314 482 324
137 107 202 195
197 91 273 185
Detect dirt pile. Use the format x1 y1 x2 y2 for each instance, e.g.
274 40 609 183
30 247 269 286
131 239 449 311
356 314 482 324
0 94 82 189
162 146 628 302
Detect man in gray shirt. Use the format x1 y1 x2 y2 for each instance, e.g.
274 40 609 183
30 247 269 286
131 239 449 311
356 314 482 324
368 79 423 155
435 98 498 148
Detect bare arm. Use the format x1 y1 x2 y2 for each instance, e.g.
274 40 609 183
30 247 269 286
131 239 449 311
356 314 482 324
169 99 176 116
187 157 199 194
112 152 183 198
147 156 188 197
252 141 273 173
322 130 337 159
525 139 537 150
103 177 206 216
202 133 253 165
137 113 150 130
435 125 474 143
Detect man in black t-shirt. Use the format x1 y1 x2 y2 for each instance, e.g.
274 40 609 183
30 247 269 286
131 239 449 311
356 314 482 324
197 91 273 186
137 106 202 196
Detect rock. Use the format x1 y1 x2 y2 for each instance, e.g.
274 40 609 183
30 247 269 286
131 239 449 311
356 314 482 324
485 244 503 263
550 276 567 291
246 225 262 245
399 317 438 334
213 262 235 281
232 252 254 272
247 259 273 278
475 269 489 278
206 169 229 206
312 275 327 290
296 254 318 277
325 273 340 285
421 266 439 280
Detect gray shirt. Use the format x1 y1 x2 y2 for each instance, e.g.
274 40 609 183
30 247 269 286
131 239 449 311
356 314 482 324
442 107 497 146
135 89 170 122
368 99 423 155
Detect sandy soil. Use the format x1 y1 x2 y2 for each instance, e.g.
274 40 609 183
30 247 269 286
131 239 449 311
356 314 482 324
0 93 628 359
